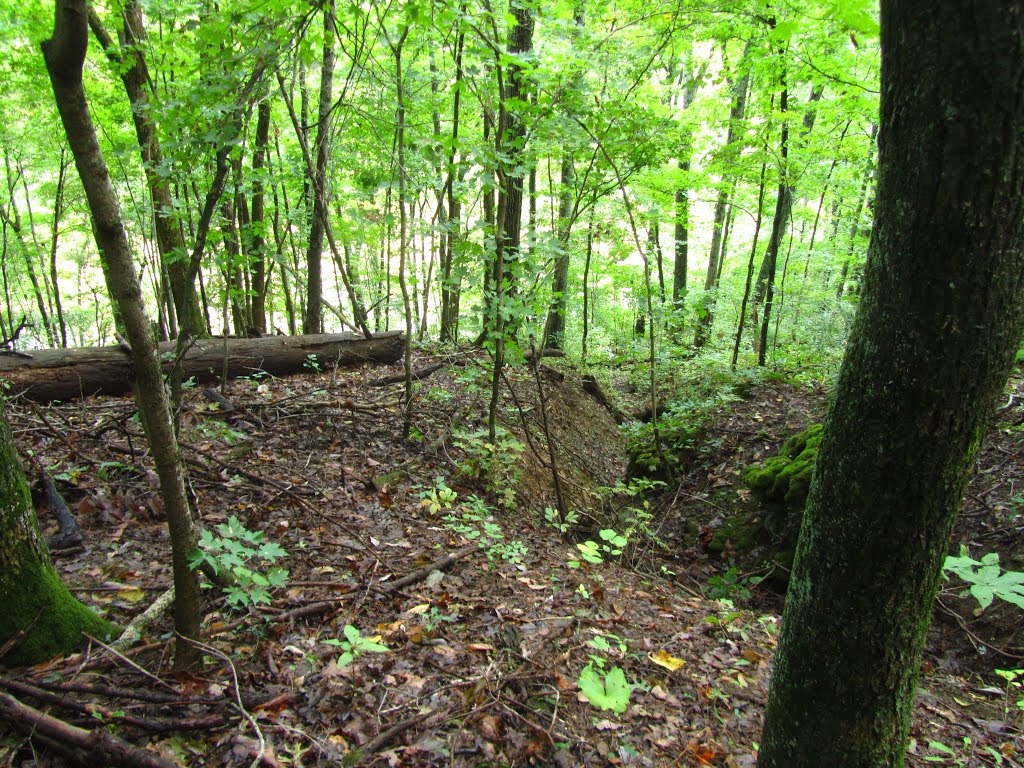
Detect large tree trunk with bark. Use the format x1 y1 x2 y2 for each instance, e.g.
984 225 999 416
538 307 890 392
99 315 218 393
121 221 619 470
487 4 534 442
0 403 115 665
0 331 404 402
757 2 1024 765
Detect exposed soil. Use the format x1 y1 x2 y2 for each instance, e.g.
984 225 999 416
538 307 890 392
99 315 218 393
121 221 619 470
0 351 1021 767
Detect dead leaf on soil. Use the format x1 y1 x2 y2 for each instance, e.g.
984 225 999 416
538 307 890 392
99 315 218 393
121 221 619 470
649 649 686 671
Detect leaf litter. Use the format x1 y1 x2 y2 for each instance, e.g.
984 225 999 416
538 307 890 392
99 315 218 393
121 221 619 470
0 351 1021 767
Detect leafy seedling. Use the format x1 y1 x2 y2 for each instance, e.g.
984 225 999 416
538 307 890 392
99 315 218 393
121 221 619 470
324 624 390 669
943 547 1024 611
578 662 630 714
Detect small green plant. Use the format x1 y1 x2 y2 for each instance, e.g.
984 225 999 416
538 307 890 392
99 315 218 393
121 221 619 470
924 738 972 766
423 606 457 633
943 546 1024 612
50 463 85 483
587 633 627 656
90 708 125 734
543 506 580 534
444 496 527 563
303 353 321 373
577 662 630 714
97 460 133 479
323 624 390 668
569 529 628 568
420 478 458 515
188 516 289 609
452 426 524 506
426 482 528 563
196 421 248 445
706 567 762 602
994 668 1024 718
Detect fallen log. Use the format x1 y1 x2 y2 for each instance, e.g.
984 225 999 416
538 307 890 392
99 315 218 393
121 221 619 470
0 332 404 402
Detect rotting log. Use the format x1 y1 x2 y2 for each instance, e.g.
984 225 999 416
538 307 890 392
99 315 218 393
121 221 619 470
0 332 405 402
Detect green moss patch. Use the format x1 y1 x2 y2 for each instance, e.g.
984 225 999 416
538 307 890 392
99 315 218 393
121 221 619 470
0 556 116 667
707 514 760 553
742 424 822 508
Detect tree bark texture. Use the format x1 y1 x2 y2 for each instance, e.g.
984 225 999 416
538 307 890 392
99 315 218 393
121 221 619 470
757 3 1024 766
0 403 114 666
0 331 404 402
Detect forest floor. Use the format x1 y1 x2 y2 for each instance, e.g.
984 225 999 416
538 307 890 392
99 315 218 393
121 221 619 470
1 348 1022 767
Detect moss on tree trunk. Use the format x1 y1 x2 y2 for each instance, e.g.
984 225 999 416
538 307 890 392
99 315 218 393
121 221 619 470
0 406 114 666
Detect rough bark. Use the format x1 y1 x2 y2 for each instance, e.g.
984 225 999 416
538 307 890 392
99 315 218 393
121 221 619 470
0 331 404 402
757 2 1024 765
42 0 202 668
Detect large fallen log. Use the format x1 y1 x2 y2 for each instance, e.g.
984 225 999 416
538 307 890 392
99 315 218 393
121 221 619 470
0 332 404 402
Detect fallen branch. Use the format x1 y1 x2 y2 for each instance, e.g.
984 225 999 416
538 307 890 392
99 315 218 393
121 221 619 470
0 676 226 734
0 690 181 768
378 543 478 594
41 471 83 549
110 586 175 651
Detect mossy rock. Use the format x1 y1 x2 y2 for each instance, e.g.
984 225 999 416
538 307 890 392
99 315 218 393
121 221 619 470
742 424 822 508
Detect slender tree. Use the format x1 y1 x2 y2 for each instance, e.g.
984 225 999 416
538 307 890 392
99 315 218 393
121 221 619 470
304 0 336 334
43 0 203 669
487 3 534 442
758 2 1024 764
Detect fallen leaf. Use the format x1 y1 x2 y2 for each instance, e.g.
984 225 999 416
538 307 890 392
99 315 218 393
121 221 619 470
478 715 505 742
649 649 686 671
116 585 146 604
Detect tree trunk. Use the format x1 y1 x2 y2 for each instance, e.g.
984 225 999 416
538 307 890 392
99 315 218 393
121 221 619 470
731 159 768 367
693 45 750 349
835 124 878 298
757 2 1024 765
487 4 534 442
248 100 272 335
42 0 202 669
438 13 465 343
542 151 575 349
392 25 415 438
48 150 69 348
88 2 206 337
0 402 114 665
304 0 336 335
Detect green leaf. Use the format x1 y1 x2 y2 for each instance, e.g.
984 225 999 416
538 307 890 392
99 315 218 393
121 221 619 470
578 663 630 714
